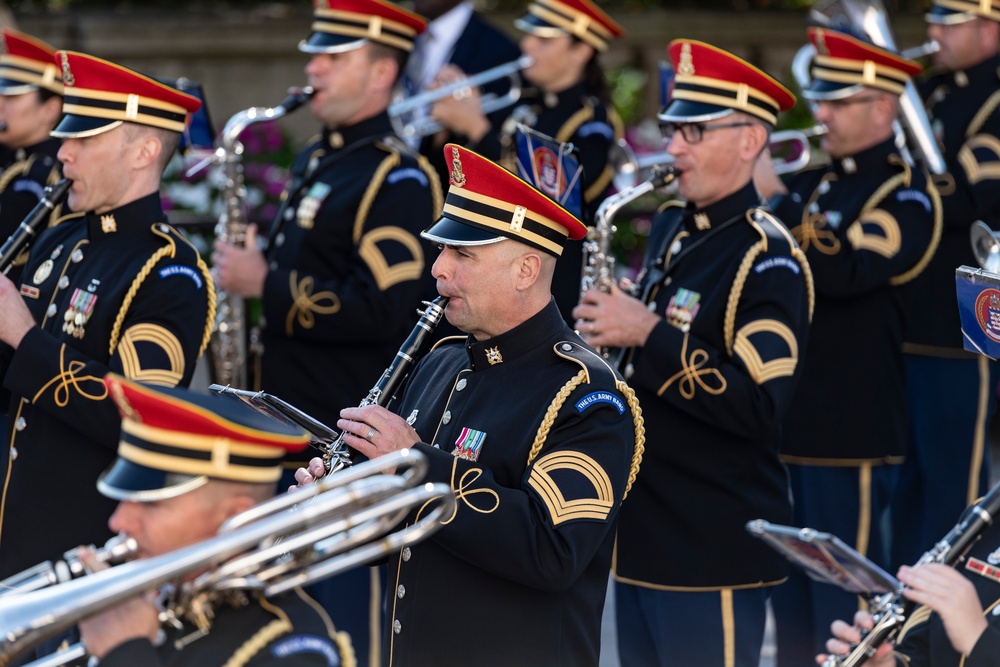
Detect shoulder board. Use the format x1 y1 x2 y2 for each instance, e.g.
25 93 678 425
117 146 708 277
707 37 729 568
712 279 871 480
429 334 466 352
552 340 620 387
655 200 684 215
50 210 84 228
745 208 798 252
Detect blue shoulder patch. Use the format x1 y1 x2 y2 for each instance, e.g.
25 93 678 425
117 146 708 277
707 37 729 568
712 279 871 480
12 179 45 199
576 121 615 140
158 264 204 289
387 167 429 187
896 188 932 213
753 256 801 275
271 635 341 666
576 391 625 415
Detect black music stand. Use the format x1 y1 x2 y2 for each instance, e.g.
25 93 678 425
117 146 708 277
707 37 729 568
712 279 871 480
747 520 900 595
208 384 339 449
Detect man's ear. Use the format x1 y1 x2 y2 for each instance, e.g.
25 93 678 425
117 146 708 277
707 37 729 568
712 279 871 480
132 132 163 170
372 57 400 94
515 250 543 291
742 123 769 162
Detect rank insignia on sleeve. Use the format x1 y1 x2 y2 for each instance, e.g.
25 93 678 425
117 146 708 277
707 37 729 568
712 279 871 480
452 427 485 462
63 288 97 339
966 557 1000 584
666 288 700 332
527 451 615 526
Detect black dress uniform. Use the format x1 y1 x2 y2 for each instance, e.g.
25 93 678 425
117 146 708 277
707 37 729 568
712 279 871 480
614 182 811 589
611 39 809 667
0 193 213 577
381 143 642 667
96 589 351 667
772 140 941 663
888 519 1000 666
261 112 440 461
893 5 1000 566
386 301 637 667
270 4 441 664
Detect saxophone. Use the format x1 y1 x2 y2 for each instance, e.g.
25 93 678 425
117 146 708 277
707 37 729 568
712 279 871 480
209 86 314 387
580 164 676 358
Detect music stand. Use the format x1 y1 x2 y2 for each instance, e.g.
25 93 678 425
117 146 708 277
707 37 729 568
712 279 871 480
747 520 900 595
208 384 339 449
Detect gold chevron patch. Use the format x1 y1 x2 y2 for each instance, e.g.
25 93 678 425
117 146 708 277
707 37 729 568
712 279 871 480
846 209 902 258
527 451 614 525
359 226 425 291
960 134 1000 184
118 323 184 386
732 319 798 384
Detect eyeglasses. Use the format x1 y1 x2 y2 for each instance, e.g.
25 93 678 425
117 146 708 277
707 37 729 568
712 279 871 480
660 121 756 145
818 95 880 109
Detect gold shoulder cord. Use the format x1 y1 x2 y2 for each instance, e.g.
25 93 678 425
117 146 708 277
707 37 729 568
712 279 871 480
526 368 646 500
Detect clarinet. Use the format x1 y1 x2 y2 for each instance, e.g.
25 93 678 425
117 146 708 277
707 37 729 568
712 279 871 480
322 297 450 474
825 479 1000 666
0 178 71 274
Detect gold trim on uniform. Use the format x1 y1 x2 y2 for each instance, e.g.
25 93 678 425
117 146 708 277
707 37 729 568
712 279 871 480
286 271 341 335
527 450 615 525
118 323 185 387
358 226 425 291
33 343 107 406
441 458 500 524
959 134 1000 184
846 209 902 258
117 440 282 484
732 319 798 384
658 332 727 399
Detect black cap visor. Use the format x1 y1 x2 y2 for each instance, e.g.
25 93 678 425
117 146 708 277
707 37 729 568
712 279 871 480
803 79 866 101
925 6 979 24
658 100 733 124
97 458 208 503
51 113 123 139
299 33 369 55
421 214 508 247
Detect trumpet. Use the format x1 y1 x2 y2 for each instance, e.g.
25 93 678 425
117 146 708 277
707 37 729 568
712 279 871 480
0 449 455 667
389 56 533 140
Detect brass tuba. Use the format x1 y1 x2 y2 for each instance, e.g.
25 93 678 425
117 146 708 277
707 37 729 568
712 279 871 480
0 449 454 667
206 87 314 388
803 0 946 174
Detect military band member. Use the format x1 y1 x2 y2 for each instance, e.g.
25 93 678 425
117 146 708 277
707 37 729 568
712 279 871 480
428 0 624 325
211 0 442 661
75 374 352 667
754 29 943 666
575 41 812 667
821 502 1000 667
0 29 64 284
296 143 643 666
892 0 1000 569
0 52 214 581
